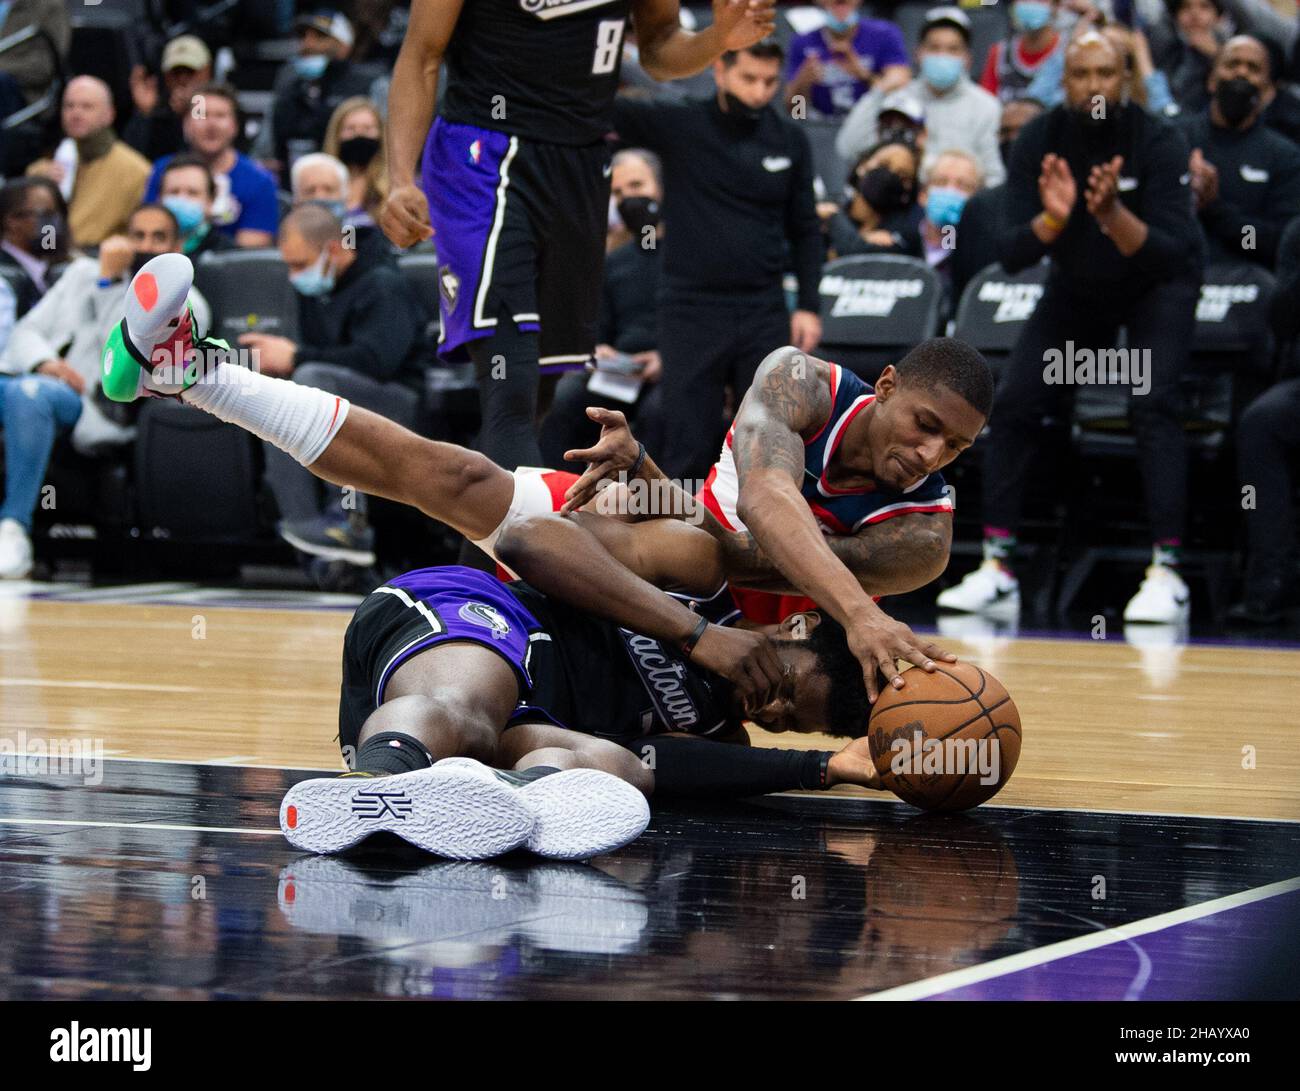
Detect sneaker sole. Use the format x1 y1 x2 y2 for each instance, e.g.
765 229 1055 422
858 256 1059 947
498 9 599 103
517 768 651 860
279 527 376 567
279 766 535 858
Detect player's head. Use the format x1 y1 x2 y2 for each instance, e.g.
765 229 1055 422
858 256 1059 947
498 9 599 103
748 613 871 738
714 40 785 115
867 337 992 491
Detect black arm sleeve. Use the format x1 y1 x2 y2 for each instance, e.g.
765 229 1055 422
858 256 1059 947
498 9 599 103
998 121 1052 274
632 734 831 798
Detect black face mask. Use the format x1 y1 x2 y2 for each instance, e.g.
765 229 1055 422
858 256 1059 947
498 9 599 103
1215 77 1261 128
337 135 381 167
856 167 912 212
999 140 1014 169
617 195 661 236
129 250 156 276
720 92 765 126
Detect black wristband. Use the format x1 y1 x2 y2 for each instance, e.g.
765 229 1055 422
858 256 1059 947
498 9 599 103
680 615 709 659
629 441 647 480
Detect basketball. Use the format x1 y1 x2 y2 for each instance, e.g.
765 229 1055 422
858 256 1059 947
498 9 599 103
867 662 1022 812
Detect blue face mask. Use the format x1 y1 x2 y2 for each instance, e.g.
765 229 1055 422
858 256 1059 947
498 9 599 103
824 11 860 34
1012 1 1053 32
162 196 206 235
921 53 964 91
291 251 335 297
294 53 329 79
925 186 969 229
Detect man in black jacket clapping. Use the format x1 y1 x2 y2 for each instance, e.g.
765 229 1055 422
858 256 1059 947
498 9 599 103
937 32 1205 626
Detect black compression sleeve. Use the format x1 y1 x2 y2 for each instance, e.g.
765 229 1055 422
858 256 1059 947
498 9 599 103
633 734 832 798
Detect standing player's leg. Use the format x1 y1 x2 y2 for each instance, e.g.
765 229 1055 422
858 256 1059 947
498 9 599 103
654 293 734 485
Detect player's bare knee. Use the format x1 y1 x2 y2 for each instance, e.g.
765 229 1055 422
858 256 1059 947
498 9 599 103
582 738 654 796
361 693 498 763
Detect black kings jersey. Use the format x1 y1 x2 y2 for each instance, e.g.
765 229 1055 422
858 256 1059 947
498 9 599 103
508 580 742 743
440 0 632 145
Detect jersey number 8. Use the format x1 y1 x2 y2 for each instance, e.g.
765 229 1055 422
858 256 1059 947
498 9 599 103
592 19 626 75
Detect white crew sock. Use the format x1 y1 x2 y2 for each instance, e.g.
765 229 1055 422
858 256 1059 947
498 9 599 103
180 362 349 466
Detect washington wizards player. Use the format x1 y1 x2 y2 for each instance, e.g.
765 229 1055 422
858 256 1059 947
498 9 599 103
379 0 777 480
558 340 994 702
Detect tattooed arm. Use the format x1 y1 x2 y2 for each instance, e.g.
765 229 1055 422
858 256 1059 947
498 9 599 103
731 346 954 702
721 512 952 596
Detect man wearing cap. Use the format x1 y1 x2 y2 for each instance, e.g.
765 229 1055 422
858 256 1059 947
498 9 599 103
256 9 376 177
837 6 1004 187
125 35 214 162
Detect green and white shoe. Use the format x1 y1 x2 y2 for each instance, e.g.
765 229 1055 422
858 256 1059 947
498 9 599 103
101 252 227 402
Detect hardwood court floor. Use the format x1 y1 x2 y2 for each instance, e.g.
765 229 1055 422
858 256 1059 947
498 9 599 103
3 597 1298 821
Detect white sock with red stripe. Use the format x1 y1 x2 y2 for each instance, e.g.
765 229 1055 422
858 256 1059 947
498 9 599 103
180 363 349 466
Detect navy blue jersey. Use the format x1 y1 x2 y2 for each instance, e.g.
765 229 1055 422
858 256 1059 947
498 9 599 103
440 0 632 145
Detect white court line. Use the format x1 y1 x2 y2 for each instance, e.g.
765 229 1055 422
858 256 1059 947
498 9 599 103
776 789 1300 825
0 678 200 693
857 875 1300 1001
0 816 280 836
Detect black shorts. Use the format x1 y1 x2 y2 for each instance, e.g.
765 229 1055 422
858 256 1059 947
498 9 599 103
337 567 547 761
421 117 611 373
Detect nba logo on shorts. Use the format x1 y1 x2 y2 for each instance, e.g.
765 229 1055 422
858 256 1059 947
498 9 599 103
468 138 482 165
459 601 511 640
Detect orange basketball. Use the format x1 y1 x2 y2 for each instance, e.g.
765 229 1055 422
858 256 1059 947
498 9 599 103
866 662 1022 811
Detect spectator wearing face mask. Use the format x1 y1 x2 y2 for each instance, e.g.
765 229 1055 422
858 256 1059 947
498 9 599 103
0 203 210 578
234 203 425 580
254 9 377 181
124 35 214 162
1181 36 1300 268
291 151 392 262
541 148 666 470
837 7 1005 187
948 98 1047 303
785 0 911 119
981 0 1065 102
0 177 69 318
818 141 923 258
157 154 234 260
918 148 984 319
144 83 279 249
26 76 152 247
322 97 388 227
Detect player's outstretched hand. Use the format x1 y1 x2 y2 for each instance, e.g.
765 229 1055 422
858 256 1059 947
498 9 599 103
846 608 957 704
561 406 642 513
826 736 883 790
689 624 785 713
379 183 434 249
713 0 778 51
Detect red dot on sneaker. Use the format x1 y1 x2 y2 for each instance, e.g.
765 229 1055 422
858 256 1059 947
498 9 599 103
134 272 158 311
283 882 296 903
286 805 298 829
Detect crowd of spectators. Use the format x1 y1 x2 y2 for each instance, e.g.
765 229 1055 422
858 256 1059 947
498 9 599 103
0 0 1297 626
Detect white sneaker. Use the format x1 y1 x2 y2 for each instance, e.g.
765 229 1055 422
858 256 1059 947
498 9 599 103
279 761 536 858
1123 565 1190 624
936 559 1020 614
0 519 33 579
436 756 651 861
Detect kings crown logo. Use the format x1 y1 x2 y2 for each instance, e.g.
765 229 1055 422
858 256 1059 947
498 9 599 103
459 601 512 640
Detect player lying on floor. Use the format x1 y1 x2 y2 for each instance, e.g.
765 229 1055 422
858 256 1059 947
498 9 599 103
97 256 952 861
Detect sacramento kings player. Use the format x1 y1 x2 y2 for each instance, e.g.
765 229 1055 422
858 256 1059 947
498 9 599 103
379 0 777 477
